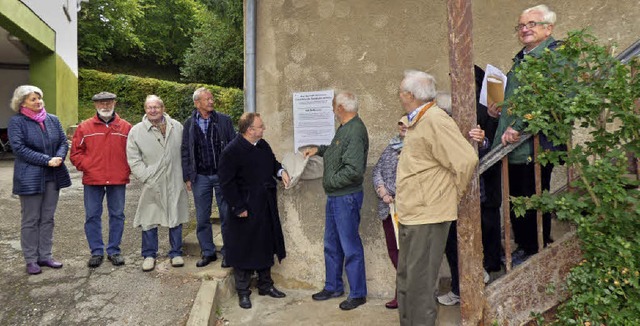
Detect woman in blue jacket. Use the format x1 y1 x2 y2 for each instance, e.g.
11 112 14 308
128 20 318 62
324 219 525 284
8 85 71 275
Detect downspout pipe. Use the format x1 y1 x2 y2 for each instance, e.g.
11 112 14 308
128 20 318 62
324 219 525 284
245 0 256 113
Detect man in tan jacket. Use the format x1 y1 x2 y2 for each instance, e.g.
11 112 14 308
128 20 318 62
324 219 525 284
395 70 478 326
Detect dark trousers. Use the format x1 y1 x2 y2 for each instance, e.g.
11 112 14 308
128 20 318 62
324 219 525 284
509 163 554 254
444 205 502 295
234 267 273 296
382 216 399 269
482 205 502 271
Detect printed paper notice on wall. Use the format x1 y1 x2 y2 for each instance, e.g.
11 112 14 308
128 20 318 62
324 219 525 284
293 90 335 153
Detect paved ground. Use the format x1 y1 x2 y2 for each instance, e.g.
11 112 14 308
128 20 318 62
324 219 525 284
0 158 204 326
218 289 461 326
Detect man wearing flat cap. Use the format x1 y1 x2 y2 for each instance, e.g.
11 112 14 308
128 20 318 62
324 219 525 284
71 91 132 268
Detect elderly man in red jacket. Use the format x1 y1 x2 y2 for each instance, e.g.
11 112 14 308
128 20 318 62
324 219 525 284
71 92 132 268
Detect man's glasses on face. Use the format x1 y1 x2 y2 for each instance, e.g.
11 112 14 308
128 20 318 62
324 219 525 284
514 21 549 32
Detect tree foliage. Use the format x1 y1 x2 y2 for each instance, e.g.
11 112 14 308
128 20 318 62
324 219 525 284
78 0 244 87
134 0 205 66
508 30 640 325
180 9 244 88
78 0 144 66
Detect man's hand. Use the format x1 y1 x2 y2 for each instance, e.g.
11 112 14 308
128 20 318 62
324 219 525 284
282 170 291 188
501 126 521 146
468 125 485 143
185 181 192 192
487 103 501 118
382 194 394 204
302 146 318 158
238 210 248 218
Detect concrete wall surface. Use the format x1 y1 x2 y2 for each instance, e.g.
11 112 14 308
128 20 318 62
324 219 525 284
256 0 640 297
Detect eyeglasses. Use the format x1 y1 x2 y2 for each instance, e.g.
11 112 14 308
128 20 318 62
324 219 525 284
514 21 548 32
146 106 163 110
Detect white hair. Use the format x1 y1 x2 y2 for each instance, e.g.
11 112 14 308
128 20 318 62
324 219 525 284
401 70 437 102
436 91 452 116
145 94 165 108
192 87 211 102
523 4 556 24
10 85 43 112
335 92 358 113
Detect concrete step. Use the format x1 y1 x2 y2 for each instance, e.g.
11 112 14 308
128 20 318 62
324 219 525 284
183 221 224 257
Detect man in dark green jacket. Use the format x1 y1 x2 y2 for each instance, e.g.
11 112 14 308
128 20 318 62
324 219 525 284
303 91 369 311
491 4 560 265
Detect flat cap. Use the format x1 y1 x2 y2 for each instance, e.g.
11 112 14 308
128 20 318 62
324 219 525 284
92 91 117 101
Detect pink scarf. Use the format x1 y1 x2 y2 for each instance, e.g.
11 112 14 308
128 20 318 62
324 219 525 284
20 106 47 130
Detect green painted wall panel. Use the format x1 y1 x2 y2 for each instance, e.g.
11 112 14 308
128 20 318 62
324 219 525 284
0 1 55 52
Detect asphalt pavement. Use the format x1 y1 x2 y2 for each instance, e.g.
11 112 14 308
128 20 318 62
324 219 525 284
0 158 203 326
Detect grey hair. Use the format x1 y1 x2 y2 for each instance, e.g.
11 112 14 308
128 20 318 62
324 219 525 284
401 70 437 102
10 85 43 112
192 87 211 102
335 92 358 113
436 91 452 116
523 4 556 24
145 94 164 108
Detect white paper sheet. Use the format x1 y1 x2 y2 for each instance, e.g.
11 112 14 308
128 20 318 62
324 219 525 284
293 90 335 153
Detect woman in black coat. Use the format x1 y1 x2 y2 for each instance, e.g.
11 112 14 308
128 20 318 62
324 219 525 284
8 85 71 275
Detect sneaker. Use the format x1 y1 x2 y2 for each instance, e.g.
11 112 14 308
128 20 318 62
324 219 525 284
484 269 490 284
87 255 104 268
142 257 156 272
107 254 125 266
437 291 460 306
171 256 184 267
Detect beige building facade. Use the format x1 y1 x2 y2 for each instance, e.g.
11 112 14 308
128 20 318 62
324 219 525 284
253 0 640 297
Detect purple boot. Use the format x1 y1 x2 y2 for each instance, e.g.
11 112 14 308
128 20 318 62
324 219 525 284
38 259 63 269
26 262 42 275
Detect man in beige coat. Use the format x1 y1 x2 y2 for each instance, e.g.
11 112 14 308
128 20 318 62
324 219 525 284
395 70 478 326
127 95 190 272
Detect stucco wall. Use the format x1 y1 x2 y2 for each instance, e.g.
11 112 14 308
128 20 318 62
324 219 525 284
256 0 640 297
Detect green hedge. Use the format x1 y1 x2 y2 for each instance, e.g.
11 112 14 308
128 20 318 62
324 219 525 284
78 69 244 125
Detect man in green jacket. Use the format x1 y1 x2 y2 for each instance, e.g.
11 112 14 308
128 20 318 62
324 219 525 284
491 4 560 265
303 91 369 311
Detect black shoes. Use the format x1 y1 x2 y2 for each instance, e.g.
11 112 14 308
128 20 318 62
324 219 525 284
339 297 366 310
238 294 252 309
107 254 125 266
87 255 104 268
312 289 344 301
196 254 217 267
258 286 286 298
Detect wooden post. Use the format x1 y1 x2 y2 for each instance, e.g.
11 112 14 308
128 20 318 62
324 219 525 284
446 0 484 324
502 156 513 273
534 135 544 251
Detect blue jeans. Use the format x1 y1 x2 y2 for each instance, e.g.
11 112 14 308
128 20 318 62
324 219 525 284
141 225 183 258
192 174 229 257
83 185 126 256
323 191 367 298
